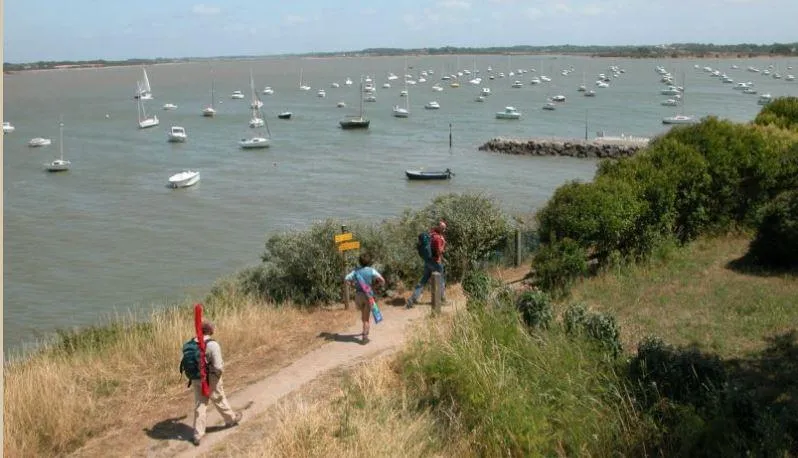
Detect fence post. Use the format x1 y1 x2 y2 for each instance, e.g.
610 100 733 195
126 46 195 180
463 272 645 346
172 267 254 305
431 272 441 315
514 228 522 267
341 225 350 310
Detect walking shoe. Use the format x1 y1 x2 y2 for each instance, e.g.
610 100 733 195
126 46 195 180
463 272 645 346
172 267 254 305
361 333 370 345
225 411 243 428
405 299 415 309
192 436 201 446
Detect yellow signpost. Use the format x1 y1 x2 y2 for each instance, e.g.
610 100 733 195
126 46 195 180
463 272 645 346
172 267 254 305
334 232 353 243
337 240 360 252
336 226 360 309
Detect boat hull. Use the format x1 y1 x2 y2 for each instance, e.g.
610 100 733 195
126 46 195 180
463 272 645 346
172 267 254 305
340 118 370 129
138 116 160 129
239 138 270 149
405 169 453 180
168 171 200 188
278 112 292 119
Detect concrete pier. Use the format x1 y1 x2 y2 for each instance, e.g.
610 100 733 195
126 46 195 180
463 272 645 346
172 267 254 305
478 135 650 158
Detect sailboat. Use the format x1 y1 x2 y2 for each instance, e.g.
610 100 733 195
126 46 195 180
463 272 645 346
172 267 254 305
405 123 455 180
248 70 265 128
299 68 311 91
239 80 271 149
45 117 71 172
340 80 370 129
662 73 697 125
202 80 216 117
393 60 410 118
137 82 159 128
134 67 153 100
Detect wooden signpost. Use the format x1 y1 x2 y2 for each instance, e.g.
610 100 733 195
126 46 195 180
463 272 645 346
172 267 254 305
335 225 360 308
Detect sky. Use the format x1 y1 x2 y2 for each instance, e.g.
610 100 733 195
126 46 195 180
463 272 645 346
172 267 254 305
3 0 797 62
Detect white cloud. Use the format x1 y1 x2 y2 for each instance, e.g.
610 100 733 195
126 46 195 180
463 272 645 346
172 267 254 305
525 7 543 20
550 3 573 14
284 15 310 26
192 4 221 15
580 5 604 15
438 0 471 9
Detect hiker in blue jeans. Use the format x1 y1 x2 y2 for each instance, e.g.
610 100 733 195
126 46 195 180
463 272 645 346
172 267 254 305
406 221 447 308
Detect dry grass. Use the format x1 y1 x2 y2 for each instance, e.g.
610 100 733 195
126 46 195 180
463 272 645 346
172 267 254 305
567 234 798 357
3 289 353 457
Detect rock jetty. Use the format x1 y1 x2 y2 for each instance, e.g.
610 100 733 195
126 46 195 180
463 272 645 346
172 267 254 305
478 136 650 159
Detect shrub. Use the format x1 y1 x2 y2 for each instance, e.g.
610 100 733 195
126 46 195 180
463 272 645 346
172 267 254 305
629 337 727 410
563 302 622 358
516 290 553 330
754 96 798 131
532 238 589 297
536 179 646 262
747 189 798 268
461 269 495 302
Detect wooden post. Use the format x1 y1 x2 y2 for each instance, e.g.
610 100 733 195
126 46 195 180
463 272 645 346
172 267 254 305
431 272 441 315
341 225 350 309
514 228 522 267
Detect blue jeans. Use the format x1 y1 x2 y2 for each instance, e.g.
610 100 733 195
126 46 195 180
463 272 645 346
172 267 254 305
409 261 445 304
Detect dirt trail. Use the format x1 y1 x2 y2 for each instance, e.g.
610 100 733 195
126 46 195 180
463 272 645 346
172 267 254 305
146 301 435 457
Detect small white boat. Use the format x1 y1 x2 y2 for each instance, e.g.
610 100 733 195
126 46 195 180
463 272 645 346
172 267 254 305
249 116 265 128
584 90 596 97
277 111 292 119
758 94 773 105
137 83 159 128
661 99 679 106
45 119 70 172
542 102 556 111
202 107 216 117
331 82 340 88
577 84 587 92
262 86 274 95
345 78 353 86
383 83 392 88
480 87 491 96
392 105 409 118
29 137 52 147
3 121 15 133
239 136 270 149
475 95 485 102
786 75 796 81
496 106 521 119
511 80 524 88
551 95 566 102
162 103 178 110
431 84 443 92
743 87 758 94
364 95 377 102
167 126 187 142
168 170 200 188
662 115 697 125
424 101 440 109
317 89 326 98
250 100 264 109
230 90 245 99
399 90 408 97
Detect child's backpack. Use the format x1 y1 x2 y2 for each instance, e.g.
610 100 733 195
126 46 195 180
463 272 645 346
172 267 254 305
416 231 432 262
179 338 212 386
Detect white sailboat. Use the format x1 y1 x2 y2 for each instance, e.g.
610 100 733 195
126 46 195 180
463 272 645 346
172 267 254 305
202 80 216 117
393 60 410 118
45 118 70 172
248 70 265 128
663 73 697 125
240 80 271 149
137 82 159 128
134 68 153 100
299 68 311 91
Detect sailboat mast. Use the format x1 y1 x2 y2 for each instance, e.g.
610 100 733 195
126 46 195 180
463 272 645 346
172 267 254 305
449 123 452 153
59 118 64 161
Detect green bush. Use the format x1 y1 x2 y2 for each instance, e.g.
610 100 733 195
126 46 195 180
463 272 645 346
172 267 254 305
461 269 495 302
563 302 622 358
536 179 646 262
754 96 798 131
747 189 798 268
532 238 589 297
516 290 553 330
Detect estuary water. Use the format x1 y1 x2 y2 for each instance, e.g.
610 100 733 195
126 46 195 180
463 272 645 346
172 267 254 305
4 54 797 353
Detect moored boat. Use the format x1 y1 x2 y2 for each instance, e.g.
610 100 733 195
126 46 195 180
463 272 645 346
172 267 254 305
405 168 454 180
168 170 200 188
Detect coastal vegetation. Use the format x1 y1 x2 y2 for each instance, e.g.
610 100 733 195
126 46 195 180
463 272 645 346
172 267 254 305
4 100 798 456
5 42 797 71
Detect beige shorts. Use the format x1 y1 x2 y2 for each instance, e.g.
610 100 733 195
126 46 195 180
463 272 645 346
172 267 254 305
354 291 370 310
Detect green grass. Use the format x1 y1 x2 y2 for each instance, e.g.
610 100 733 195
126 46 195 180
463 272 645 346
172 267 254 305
567 234 798 358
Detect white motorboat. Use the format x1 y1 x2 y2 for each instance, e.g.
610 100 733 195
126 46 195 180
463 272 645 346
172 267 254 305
162 103 178 110
230 90 245 99
262 86 274 95
239 136 270 149
345 78 353 86
137 82 159 128
431 84 443 92
480 87 491 96
584 90 596 97
511 80 524 88
786 75 796 81
382 82 392 88
331 82 340 88
168 170 200 188
551 95 566 102
167 126 187 142
758 94 773 105
364 95 377 102
392 105 409 118
424 101 440 110
29 137 52 147
337 101 346 108
399 90 408 97
743 87 758 94
278 111 292 119
661 86 681 96
475 95 486 102
661 99 679 106
3 121 15 133
577 84 587 92
496 106 521 119
45 119 70 172
662 114 697 125
542 102 556 111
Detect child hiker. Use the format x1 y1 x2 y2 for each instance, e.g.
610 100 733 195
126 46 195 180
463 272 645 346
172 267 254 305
345 252 385 344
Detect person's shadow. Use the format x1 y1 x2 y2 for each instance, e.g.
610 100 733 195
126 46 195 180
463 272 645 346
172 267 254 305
143 415 194 443
318 332 362 344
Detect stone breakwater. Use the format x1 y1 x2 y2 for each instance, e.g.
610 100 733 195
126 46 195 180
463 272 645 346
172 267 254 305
478 137 650 159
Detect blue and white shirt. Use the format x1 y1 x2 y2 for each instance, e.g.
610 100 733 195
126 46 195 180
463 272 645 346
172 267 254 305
345 267 384 293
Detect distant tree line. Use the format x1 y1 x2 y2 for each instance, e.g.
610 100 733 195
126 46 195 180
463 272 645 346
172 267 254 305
5 42 797 71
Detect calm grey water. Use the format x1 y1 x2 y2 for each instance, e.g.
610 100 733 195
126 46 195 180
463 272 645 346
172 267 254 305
4 55 797 353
